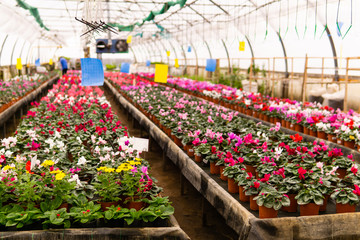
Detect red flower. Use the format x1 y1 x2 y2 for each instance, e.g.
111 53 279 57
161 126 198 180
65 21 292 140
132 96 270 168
253 181 260 188
298 167 307 180
290 134 303 142
246 172 253 179
211 146 216 154
260 174 271 182
25 161 34 174
351 166 358 175
353 184 360 196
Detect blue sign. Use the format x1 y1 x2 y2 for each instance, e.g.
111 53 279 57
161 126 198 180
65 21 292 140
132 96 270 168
120 62 130 73
80 58 104 86
146 60 151 67
205 59 216 72
35 58 40 67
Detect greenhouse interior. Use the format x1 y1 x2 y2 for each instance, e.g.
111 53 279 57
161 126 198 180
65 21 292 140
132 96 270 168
2 0 360 239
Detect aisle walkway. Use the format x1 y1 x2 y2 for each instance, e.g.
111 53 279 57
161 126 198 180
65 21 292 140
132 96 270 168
103 88 239 240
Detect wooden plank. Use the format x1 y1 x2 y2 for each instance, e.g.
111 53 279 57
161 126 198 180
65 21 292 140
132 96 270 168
344 58 349 112
302 55 308 102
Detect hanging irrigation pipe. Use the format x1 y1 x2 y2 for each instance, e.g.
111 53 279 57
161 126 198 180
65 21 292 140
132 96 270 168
295 0 300 39
336 0 352 39
314 0 317 39
303 0 309 39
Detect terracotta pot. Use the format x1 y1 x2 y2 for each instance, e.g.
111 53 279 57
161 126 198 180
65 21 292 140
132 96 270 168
309 129 317 137
245 164 256 175
228 178 239 193
320 194 329 212
187 146 195 157
246 109 252 115
337 138 344 146
270 117 275 124
125 198 145 211
174 137 183 147
264 115 270 122
336 168 347 179
274 118 281 124
281 194 298 213
303 127 309 135
290 123 295 130
219 165 228 181
336 203 357 213
300 203 320 216
328 134 337 143
344 140 355 149
58 203 69 212
210 162 220 175
358 145 360 152
99 201 118 211
259 206 278 219
183 144 189 152
252 111 259 118
285 121 291 129
194 154 202 163
249 195 259 211
317 131 327 140
239 186 249 202
294 124 303 133
281 119 286 127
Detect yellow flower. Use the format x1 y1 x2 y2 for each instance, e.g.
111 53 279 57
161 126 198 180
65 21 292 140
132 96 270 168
50 169 62 174
41 160 55 167
104 167 115 173
97 166 107 172
349 135 355 140
3 165 15 171
55 172 66 180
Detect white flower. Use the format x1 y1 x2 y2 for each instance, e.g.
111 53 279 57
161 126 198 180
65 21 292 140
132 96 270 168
56 141 66 151
91 135 96 144
77 156 87 165
69 174 83 187
5 150 13 158
45 138 55 149
94 146 101 155
54 131 61 139
98 137 107 145
76 137 82 144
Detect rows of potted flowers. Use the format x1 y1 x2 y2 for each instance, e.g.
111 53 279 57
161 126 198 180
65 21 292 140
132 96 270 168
164 77 360 151
0 75 174 230
107 75 360 219
0 73 54 114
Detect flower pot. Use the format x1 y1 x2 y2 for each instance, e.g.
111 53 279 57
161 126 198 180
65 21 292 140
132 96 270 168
294 124 303 133
249 195 259 211
337 138 344 146
259 206 278 219
228 178 239 193
210 162 220 175
239 186 249 202
183 144 189 152
125 198 145 211
336 203 357 213
309 129 317 137
281 119 286 127
281 194 298 213
252 111 259 118
317 131 327 140
246 109 252 116
219 165 228 181
270 117 275 124
98 201 118 211
320 194 330 212
358 145 360 152
336 168 347 179
174 137 183 147
194 154 202 163
300 203 320 216
328 134 337 143
264 115 270 122
187 146 195 157
303 127 309 135
344 140 355 149
290 123 295 130
58 203 70 212
285 120 290 129
245 164 256 175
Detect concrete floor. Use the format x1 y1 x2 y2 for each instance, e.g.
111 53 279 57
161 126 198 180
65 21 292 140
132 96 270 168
103 88 239 240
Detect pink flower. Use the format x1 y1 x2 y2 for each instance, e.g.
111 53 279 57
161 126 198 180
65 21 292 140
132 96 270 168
353 184 360 196
253 181 260 188
207 116 214 123
351 165 358 175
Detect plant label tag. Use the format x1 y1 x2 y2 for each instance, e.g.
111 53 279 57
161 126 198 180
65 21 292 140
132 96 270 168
131 137 149 152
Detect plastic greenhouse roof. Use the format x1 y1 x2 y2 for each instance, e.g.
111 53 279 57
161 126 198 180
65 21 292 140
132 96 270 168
1 0 360 61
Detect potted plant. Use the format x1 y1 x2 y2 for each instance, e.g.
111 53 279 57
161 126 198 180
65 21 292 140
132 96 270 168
295 185 324 216
254 186 290 218
331 185 360 213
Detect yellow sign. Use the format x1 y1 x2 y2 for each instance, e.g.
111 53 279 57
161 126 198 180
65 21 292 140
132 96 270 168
166 51 170 57
239 41 245 51
127 35 132 44
154 64 168 83
16 58 22 70
49 58 53 65
174 58 179 68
